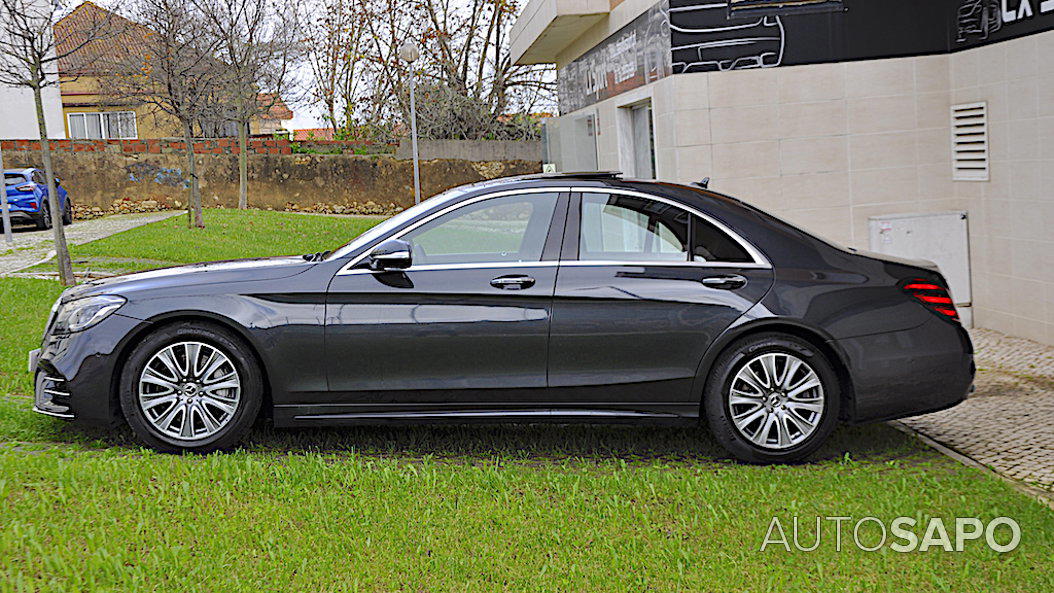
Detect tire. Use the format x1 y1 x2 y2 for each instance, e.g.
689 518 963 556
119 321 263 453
62 200 73 225
703 332 840 464
35 202 51 230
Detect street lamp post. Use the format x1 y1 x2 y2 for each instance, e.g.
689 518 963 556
398 40 422 205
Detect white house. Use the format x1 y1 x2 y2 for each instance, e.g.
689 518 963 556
0 0 67 140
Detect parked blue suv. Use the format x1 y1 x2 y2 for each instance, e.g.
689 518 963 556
3 168 73 230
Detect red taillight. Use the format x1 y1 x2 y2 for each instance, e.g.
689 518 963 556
15 183 34 192
901 278 959 322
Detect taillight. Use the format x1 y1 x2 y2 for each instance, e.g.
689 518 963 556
15 183 35 192
901 278 959 322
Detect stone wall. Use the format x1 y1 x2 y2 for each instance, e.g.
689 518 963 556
1 138 540 210
395 139 543 162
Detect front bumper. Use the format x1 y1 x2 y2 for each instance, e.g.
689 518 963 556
28 313 149 426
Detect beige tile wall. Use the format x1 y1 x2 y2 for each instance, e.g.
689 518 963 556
558 32 1053 345
952 30 1054 345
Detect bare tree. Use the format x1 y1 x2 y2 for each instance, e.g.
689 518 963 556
306 0 365 134
0 0 121 285
111 0 229 228
195 0 302 209
311 0 553 141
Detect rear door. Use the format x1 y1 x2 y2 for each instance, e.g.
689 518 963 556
547 190 773 416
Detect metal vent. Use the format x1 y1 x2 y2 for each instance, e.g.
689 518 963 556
951 102 989 181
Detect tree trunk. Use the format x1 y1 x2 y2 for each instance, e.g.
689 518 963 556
238 121 248 209
33 84 75 286
182 120 204 228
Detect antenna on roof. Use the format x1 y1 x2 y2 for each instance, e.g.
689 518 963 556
693 177 710 189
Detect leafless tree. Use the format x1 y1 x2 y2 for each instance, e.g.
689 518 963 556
110 0 230 228
195 0 302 209
307 0 553 141
0 0 122 285
306 0 366 134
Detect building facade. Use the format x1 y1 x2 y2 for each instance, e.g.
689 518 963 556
513 0 1054 345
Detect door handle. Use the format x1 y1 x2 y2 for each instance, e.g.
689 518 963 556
490 275 536 290
701 274 747 290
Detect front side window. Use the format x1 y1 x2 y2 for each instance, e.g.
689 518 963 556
402 193 559 266
579 192 754 264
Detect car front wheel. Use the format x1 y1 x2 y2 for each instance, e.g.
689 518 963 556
704 333 840 464
119 321 262 453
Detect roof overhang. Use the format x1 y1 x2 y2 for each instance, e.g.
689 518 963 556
510 0 610 65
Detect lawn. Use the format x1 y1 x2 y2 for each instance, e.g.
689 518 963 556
0 210 1052 592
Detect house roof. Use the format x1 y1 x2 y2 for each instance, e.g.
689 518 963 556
293 128 336 141
54 1 151 76
258 94 294 120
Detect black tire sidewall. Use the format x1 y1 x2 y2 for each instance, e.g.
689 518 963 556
37 203 51 230
704 333 840 464
119 322 262 453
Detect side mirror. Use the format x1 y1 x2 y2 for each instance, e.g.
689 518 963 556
368 239 412 271
54 177 61 186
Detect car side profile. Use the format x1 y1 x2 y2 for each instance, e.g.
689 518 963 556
28 172 974 462
3 168 73 229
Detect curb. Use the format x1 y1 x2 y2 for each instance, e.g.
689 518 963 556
889 421 1054 511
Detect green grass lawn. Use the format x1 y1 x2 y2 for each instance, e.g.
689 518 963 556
0 210 1052 592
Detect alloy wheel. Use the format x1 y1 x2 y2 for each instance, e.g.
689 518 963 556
138 341 241 441
727 351 825 450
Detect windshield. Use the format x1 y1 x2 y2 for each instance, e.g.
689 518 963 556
4 173 25 186
325 187 473 260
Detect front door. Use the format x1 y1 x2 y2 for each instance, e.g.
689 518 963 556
323 190 567 415
548 191 773 417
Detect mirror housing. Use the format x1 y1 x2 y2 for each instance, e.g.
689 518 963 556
368 239 412 271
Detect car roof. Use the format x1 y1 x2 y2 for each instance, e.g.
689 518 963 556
2 168 35 176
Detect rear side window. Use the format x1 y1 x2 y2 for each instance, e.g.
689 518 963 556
578 192 754 264
4 174 25 186
692 217 752 263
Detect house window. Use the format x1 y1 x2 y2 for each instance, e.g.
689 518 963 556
68 111 138 139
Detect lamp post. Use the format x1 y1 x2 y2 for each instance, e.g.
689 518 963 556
398 40 421 205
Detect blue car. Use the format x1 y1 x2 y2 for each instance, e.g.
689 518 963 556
3 167 73 230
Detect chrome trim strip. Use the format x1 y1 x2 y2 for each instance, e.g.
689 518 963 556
560 260 770 269
339 261 561 276
293 409 681 421
32 406 74 419
337 187 571 276
43 388 70 397
569 186 771 268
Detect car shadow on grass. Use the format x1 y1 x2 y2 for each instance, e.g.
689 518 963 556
32 417 925 465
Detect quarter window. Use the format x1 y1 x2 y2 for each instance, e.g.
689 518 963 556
402 193 559 266
578 192 753 264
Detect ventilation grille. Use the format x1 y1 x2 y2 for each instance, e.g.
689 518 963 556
951 102 989 181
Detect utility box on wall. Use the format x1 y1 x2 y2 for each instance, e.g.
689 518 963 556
868 212 972 327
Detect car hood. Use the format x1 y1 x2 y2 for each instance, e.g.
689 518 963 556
63 255 314 301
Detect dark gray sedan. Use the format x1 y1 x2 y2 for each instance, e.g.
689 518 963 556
28 172 973 462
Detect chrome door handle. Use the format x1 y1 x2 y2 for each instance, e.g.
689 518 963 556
701 274 747 290
490 275 536 290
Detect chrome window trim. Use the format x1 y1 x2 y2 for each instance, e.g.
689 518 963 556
571 186 771 268
335 184 771 277
337 187 571 276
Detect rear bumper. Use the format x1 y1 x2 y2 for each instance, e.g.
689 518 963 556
834 316 974 423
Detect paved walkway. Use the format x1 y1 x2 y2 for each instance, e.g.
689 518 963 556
901 328 1054 492
0 211 180 274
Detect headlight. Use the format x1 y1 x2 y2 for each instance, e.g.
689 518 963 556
53 295 126 334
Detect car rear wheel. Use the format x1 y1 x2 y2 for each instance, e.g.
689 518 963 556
704 333 840 464
119 321 262 453
62 200 73 225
